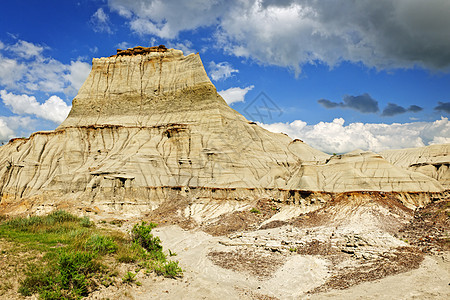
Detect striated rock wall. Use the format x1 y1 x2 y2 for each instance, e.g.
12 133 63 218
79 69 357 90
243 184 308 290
59 48 221 128
381 144 450 189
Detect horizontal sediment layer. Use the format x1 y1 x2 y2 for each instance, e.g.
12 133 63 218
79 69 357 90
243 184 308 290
1 186 447 217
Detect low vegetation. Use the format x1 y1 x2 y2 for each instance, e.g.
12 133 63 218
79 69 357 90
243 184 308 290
250 207 261 214
0 211 182 299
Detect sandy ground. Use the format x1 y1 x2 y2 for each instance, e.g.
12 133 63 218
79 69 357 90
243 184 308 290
85 224 449 300
308 255 450 300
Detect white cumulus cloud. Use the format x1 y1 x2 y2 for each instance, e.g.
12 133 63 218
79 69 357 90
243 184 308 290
259 117 450 154
109 0 227 39
0 118 15 142
218 85 254 105
0 90 71 124
0 40 91 96
209 61 239 81
6 40 44 59
64 60 92 93
0 116 35 143
0 55 26 88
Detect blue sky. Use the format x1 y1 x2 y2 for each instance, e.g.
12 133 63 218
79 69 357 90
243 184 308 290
0 0 449 153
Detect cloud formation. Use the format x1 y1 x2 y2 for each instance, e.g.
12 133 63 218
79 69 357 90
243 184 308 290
218 85 254 105
259 117 450 154
0 118 14 142
6 40 44 59
108 0 450 72
381 103 423 116
318 93 379 113
0 116 35 143
209 61 239 81
0 90 71 123
319 94 424 116
91 8 113 34
434 101 450 114
166 40 195 55
0 40 90 96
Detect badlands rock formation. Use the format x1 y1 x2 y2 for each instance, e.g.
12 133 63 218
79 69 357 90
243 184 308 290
0 46 447 215
381 144 450 189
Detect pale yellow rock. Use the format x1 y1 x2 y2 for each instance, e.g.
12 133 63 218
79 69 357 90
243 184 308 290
381 144 450 189
293 150 444 194
0 48 446 214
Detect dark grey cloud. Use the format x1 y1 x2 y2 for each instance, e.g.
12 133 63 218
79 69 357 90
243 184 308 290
382 103 406 116
308 0 450 70
318 93 379 114
434 101 450 114
261 0 295 8
317 99 339 108
342 94 379 113
408 105 423 113
320 95 424 116
109 0 450 72
381 103 423 116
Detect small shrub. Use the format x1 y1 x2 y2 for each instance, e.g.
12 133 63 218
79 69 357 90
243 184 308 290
250 208 261 214
131 222 162 255
109 219 125 227
18 266 53 297
155 261 183 278
116 252 137 263
80 216 92 228
85 234 118 254
122 271 136 284
58 251 99 290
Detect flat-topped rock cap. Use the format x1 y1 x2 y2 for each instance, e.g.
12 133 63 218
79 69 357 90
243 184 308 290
111 45 169 57
59 45 220 128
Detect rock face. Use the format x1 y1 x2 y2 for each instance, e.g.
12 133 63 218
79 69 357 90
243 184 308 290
381 144 450 189
0 47 447 214
294 150 444 194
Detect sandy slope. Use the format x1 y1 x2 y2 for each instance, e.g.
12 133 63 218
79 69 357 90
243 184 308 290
308 254 450 300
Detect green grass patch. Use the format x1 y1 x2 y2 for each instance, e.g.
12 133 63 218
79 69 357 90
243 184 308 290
250 208 261 214
122 271 137 284
0 211 182 299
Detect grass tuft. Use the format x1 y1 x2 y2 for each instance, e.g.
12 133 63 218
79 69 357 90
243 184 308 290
122 271 136 284
155 261 183 278
85 234 118 254
250 208 261 214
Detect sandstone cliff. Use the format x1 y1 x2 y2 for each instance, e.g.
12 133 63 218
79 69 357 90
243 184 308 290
0 47 446 215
